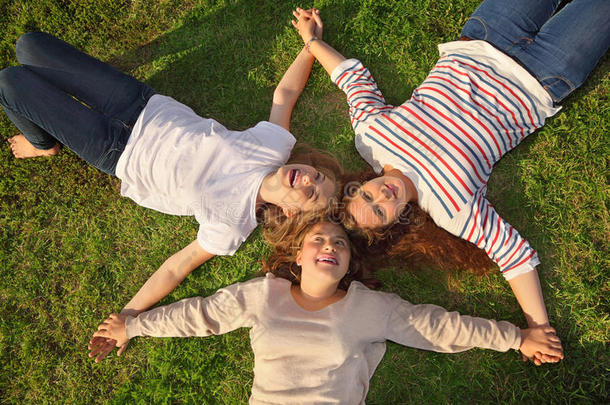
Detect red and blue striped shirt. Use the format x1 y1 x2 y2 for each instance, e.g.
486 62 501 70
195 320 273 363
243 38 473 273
332 40 559 279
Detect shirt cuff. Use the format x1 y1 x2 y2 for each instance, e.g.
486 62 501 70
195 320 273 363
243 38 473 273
501 255 540 281
196 236 237 256
125 315 140 339
330 58 362 85
511 325 522 350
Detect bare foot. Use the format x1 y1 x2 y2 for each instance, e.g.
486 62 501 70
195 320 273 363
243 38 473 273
8 134 59 158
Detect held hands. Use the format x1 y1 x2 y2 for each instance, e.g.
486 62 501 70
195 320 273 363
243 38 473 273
291 7 323 44
519 325 564 366
88 313 130 363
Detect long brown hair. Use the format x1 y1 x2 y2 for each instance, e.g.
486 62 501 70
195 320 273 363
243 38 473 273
339 170 496 275
287 143 344 181
262 213 369 291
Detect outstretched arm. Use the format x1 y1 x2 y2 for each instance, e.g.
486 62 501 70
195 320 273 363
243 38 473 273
120 240 214 316
268 8 323 131
509 270 564 364
88 240 213 362
268 48 314 131
387 298 562 365
292 8 389 131
508 271 549 328
456 195 561 362
387 300 522 354
92 279 259 351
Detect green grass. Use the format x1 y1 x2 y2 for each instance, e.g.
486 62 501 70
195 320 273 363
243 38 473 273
0 0 608 403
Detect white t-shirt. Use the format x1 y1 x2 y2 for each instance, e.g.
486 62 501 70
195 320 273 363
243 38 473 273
115 95 296 255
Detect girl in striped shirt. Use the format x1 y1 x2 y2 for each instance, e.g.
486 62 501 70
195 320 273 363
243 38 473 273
291 1 608 365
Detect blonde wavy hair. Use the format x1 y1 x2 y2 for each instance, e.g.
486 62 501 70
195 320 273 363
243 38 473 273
262 212 369 291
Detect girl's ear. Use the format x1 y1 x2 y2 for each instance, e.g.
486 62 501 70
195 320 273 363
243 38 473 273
295 250 302 266
281 206 300 218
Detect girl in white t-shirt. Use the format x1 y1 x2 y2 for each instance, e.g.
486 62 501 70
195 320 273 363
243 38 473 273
90 220 562 404
0 21 341 360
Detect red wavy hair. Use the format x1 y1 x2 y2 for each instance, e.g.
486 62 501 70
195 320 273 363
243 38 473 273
338 170 496 275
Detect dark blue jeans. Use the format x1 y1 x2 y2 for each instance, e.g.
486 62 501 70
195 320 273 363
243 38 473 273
461 0 610 103
0 32 155 175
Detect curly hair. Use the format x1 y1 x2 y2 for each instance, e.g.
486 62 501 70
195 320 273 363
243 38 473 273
262 213 370 291
338 170 496 276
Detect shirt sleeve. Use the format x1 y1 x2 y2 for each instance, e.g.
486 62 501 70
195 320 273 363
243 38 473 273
125 278 262 339
197 221 243 256
330 58 392 130
455 193 540 280
385 296 521 353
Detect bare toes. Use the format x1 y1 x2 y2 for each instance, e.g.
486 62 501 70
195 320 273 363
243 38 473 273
7 134 59 158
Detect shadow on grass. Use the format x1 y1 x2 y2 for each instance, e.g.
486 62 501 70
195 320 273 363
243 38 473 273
1 0 608 403
108 1 326 128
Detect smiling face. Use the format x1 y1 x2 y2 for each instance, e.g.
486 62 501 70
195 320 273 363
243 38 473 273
296 222 351 287
261 164 337 216
346 175 409 228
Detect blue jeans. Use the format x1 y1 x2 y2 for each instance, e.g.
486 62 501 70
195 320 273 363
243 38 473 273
461 0 610 103
0 32 155 175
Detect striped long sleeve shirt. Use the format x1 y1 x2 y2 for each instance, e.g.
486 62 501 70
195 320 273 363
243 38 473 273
332 40 559 280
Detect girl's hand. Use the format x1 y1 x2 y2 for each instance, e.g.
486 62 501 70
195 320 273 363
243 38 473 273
291 7 323 43
519 326 563 366
312 8 323 40
88 336 129 363
92 313 130 349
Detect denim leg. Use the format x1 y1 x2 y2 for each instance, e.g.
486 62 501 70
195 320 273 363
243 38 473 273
1 97 56 150
511 0 610 102
460 0 562 53
0 66 129 175
15 32 154 127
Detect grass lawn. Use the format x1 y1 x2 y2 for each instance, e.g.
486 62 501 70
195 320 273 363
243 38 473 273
0 0 608 403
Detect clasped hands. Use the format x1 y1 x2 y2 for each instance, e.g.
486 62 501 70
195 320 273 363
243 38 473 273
519 325 563 366
88 313 129 363
292 7 323 44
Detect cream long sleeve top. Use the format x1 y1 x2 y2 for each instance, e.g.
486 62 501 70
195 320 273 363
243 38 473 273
126 274 521 404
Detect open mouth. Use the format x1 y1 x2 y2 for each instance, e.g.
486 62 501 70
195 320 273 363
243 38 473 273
385 183 397 198
289 169 301 188
316 255 338 265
